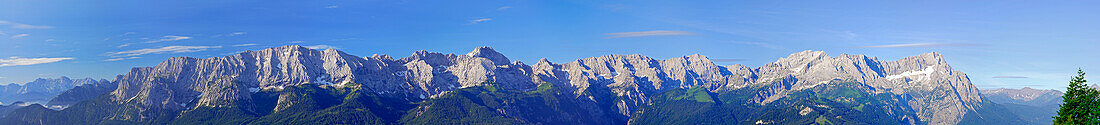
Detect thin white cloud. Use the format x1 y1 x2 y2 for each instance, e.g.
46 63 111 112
604 30 695 38
842 31 857 39
104 32 137 41
290 41 306 43
325 5 339 8
467 18 492 25
497 6 513 11
0 57 74 67
992 76 1029 78
213 32 247 37
229 32 246 36
0 21 53 29
855 43 977 48
304 45 338 50
117 43 132 48
44 39 55 42
232 43 258 47
143 35 192 43
105 57 141 61
0 76 5 79
109 45 222 57
11 34 28 38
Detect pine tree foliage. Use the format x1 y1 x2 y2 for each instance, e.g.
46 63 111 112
1054 69 1099 125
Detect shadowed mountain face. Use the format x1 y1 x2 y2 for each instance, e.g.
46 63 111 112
0 77 109 105
1 46 1017 124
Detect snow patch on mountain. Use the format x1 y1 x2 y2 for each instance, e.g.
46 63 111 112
886 66 935 80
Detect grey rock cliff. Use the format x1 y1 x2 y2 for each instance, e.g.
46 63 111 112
104 46 984 124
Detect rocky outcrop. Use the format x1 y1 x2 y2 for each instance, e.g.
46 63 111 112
102 46 984 124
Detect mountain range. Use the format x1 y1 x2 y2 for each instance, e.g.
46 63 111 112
980 87 1064 125
0 45 1056 124
0 77 109 106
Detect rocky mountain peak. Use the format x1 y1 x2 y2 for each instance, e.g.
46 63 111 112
683 54 712 63
788 50 828 58
537 58 552 65
275 45 311 51
774 50 829 65
465 46 510 65
907 52 947 64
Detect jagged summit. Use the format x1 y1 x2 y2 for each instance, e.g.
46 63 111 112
465 46 510 65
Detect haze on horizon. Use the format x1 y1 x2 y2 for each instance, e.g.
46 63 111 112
0 0 1098 91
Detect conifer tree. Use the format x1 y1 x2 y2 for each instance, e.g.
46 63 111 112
1054 69 1098 124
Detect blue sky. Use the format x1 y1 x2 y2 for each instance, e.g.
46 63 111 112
1 0 1098 90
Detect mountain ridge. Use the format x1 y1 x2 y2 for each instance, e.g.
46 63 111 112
3 45 1007 124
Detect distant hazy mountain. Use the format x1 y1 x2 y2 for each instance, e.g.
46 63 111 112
0 102 34 118
981 87 1063 125
982 87 1063 107
45 80 118 108
0 77 109 105
0 46 1025 124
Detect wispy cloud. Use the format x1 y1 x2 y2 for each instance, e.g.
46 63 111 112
304 45 338 50
109 46 222 57
143 35 191 43
0 21 53 29
325 5 339 8
117 43 132 48
467 18 492 25
0 57 74 67
10 34 28 38
497 6 512 11
232 43 258 47
229 32 246 36
212 32 247 37
604 30 695 38
855 43 978 48
104 32 136 41
840 31 857 39
992 76 1029 78
105 57 141 61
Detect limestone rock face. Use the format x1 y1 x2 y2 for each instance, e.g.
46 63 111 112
742 51 983 124
105 46 984 124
